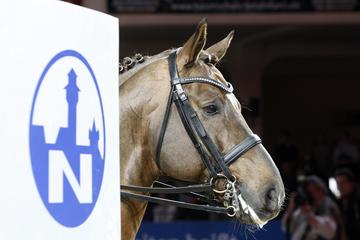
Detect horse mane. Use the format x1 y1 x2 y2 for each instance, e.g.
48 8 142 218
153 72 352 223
119 49 173 87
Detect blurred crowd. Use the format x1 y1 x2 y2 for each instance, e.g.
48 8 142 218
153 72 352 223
276 130 360 240
273 130 359 192
281 172 360 240
143 130 360 240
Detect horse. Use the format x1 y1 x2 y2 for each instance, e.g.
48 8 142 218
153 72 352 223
119 19 285 240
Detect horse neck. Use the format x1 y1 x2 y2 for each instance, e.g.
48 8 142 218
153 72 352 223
120 57 171 186
120 58 170 239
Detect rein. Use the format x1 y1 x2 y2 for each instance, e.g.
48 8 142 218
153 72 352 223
120 49 262 217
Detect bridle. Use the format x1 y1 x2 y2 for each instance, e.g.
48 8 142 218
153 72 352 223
121 49 262 217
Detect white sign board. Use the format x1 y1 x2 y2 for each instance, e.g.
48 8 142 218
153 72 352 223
0 1 120 239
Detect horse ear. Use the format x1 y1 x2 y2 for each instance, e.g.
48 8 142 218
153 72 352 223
205 30 234 64
177 18 207 67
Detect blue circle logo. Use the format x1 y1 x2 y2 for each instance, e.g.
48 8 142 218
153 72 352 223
29 50 106 227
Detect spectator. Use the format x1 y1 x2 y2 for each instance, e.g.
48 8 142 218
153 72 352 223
282 175 345 240
334 168 360 240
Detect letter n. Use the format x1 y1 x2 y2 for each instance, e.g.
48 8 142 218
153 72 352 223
48 150 92 203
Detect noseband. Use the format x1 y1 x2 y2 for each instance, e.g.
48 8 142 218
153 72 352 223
121 50 262 217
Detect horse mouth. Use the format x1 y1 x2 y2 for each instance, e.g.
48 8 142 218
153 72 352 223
235 194 268 228
213 176 281 228
220 185 268 229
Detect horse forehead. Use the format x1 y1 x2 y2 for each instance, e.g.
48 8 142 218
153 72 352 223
188 83 223 101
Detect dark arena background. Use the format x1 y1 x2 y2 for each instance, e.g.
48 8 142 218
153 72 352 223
71 0 360 239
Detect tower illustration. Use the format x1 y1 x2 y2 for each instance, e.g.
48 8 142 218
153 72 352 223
65 69 80 146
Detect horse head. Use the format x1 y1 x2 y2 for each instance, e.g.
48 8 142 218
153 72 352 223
120 19 285 238
155 19 285 226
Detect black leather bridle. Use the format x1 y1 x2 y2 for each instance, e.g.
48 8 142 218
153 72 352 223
121 49 262 216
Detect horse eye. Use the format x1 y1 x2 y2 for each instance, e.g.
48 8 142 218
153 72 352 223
203 104 218 116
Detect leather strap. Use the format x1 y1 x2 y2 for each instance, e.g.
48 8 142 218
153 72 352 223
121 191 229 215
121 183 213 194
224 134 262 166
180 77 233 93
155 85 175 168
153 180 220 205
173 96 218 178
176 93 234 179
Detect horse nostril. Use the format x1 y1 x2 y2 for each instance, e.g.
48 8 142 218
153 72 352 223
263 188 278 212
266 188 276 201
